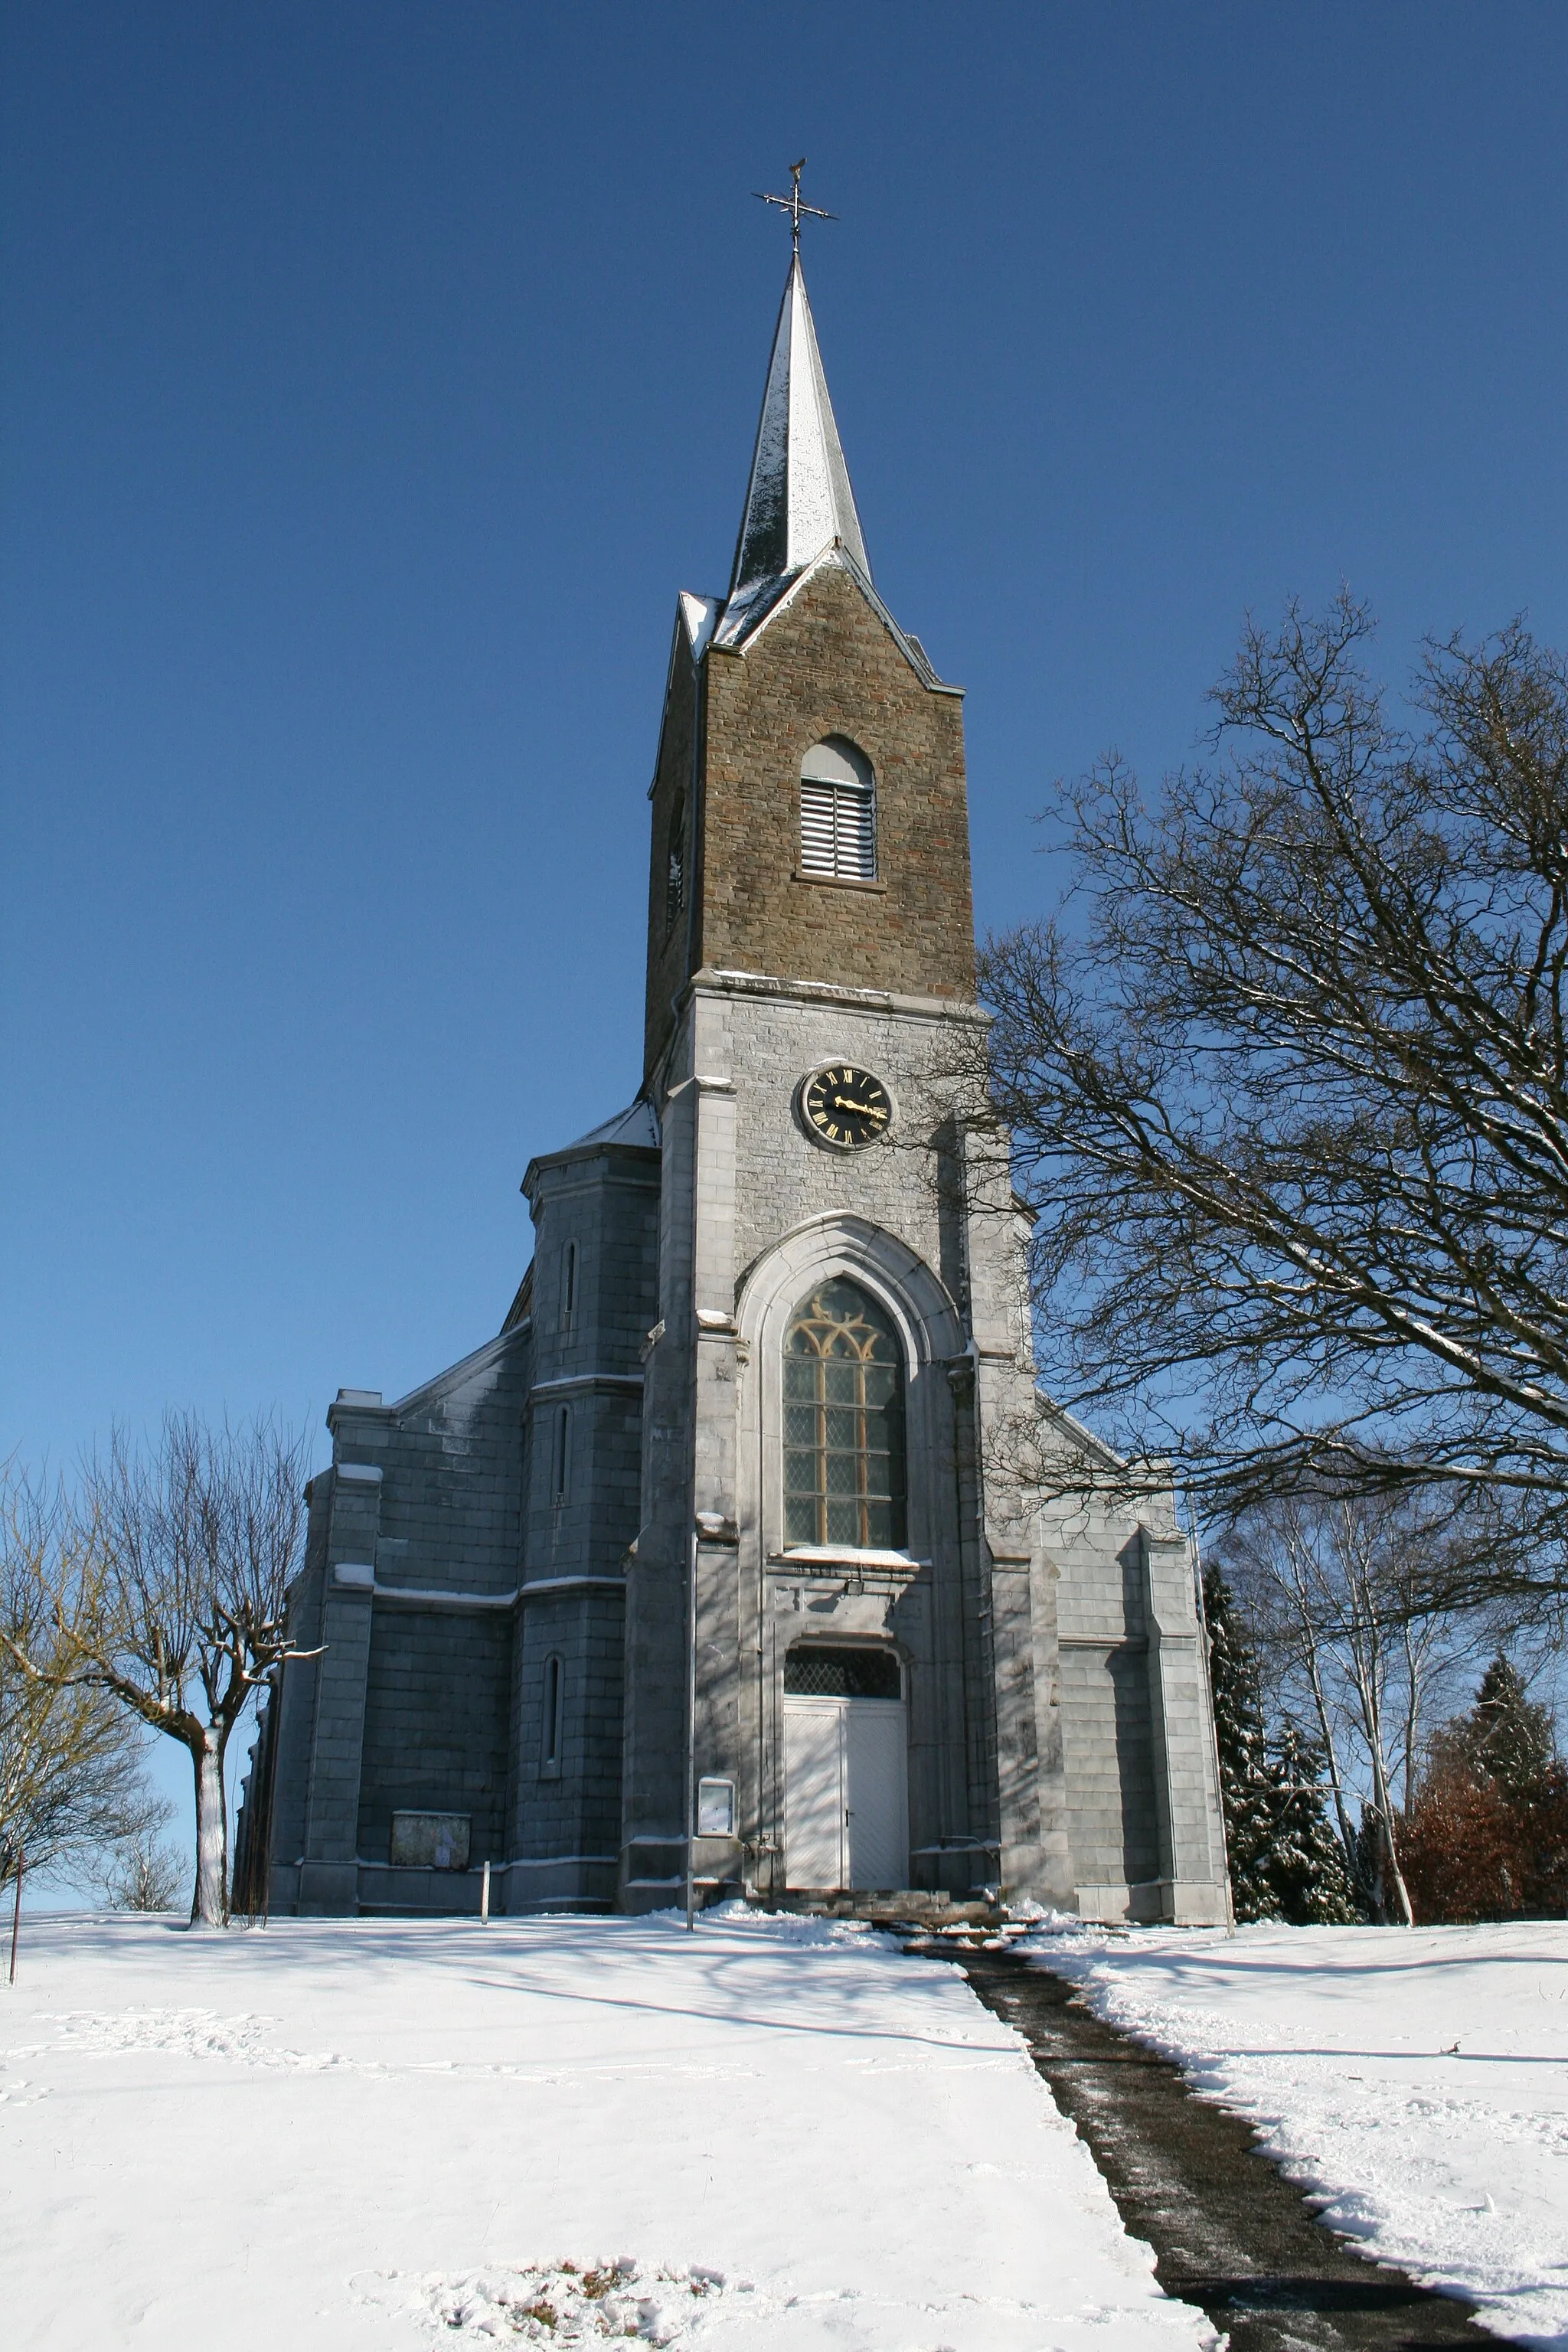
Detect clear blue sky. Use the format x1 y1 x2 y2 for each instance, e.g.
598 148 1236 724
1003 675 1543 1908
6 2 1568 1488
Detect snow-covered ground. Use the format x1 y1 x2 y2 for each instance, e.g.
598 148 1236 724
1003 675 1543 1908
1023 1920 1568 2350
0 1907 1214 2352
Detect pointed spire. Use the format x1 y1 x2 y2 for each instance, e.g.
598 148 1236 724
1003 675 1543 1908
727 255 869 605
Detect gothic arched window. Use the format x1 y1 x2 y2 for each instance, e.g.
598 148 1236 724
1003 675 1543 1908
799 738 876 882
783 1277 906 1550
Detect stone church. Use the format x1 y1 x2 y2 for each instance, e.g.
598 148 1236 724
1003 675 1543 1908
250 245 1229 1926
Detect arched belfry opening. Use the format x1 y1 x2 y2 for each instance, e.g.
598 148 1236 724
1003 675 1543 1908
799 737 877 883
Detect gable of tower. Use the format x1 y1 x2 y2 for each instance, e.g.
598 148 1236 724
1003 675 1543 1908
643 558 977 1076
701 559 975 1004
643 612 704 1073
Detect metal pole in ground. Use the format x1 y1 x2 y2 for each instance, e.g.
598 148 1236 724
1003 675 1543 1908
481 1859 491 1923
8 1848 22 1985
685 1524 698 1932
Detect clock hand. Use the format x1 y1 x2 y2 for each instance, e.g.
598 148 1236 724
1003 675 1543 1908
833 1095 883 1116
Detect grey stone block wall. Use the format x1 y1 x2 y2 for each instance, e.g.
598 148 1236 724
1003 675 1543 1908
1050 1498 1228 1922
517 1131 660 1907
266 1123 661 1919
270 1324 536 1915
620 975 1082 1910
510 1589 627 1893
356 1606 512 1866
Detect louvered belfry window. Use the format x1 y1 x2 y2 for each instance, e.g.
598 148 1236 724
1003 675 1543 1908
799 737 876 882
783 1277 906 1550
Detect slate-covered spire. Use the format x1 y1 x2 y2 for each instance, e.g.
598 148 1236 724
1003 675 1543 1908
727 254 869 604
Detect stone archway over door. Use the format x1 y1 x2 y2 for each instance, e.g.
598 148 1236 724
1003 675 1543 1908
782 1648 909 1891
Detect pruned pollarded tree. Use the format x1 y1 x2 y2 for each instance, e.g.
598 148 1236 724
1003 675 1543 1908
13 1414 315 1927
0 1476 166 1893
979 596 1568 1603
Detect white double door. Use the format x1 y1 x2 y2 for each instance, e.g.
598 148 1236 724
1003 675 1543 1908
783 1695 910 1890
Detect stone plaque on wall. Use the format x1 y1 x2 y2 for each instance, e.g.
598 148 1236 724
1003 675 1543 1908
389 1810 471 1870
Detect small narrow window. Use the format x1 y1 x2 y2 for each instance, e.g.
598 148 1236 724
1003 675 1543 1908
550 1404 571 1505
541 1654 564 1770
560 1239 577 1331
665 792 687 934
799 737 876 881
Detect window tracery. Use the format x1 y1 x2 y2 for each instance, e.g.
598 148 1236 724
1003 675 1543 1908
783 1276 906 1548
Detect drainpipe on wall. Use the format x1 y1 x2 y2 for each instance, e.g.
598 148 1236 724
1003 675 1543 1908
685 1522 698 1932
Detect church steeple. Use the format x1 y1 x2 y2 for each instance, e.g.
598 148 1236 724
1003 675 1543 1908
727 254 869 610
642 206 975 1076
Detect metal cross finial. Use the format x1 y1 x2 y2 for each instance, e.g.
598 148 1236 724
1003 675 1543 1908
753 157 838 253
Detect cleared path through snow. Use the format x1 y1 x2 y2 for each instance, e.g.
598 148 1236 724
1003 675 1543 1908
0 1908 1215 2351
1021 1922 1568 2351
919 1940 1491 2352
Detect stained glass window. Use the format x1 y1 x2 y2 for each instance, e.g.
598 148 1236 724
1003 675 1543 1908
783 1277 906 1549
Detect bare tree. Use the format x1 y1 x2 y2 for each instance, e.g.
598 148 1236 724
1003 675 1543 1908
8 1415 315 1927
1220 1491 1490 1922
980 597 1568 1602
0 1477 164 1893
88 1831 186 1913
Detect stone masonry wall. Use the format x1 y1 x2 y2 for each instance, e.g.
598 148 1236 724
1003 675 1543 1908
643 622 701 1074
356 1606 512 1865
642 562 975 1080
701 569 974 1002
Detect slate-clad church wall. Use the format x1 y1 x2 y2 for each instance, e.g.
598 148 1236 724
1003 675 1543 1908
356 1606 511 1870
507 1590 625 1901
520 1140 659 1577
266 1328 535 1915
511 1132 660 1909
1051 1523 1155 1890
267 1498 331 1877
1049 1501 1225 1921
369 1348 532 1593
643 627 701 1076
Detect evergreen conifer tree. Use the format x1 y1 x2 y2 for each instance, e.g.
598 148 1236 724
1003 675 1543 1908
1203 1566 1359 1922
1467 1655 1556 1792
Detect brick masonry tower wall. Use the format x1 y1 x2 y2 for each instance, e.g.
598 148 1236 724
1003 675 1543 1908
644 564 975 1076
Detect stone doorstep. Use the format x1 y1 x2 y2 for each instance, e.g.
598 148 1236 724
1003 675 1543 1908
765 1889 1011 1930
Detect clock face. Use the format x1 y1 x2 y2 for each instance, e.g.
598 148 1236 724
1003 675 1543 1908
801 1063 893 1151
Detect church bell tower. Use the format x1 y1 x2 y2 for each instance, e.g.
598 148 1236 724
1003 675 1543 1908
622 223 1087 1912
